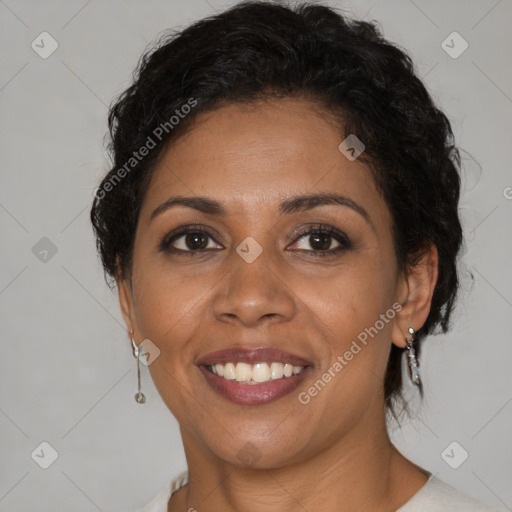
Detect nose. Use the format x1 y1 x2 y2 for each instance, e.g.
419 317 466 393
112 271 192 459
211 245 297 328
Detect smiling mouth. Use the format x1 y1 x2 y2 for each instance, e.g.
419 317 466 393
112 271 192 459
205 361 305 384
197 347 313 405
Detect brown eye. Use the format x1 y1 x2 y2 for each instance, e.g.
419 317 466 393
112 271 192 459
289 224 352 256
308 233 336 251
183 232 209 250
295 232 341 252
158 225 223 254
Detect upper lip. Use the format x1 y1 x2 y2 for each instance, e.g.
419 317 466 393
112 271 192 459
196 347 313 367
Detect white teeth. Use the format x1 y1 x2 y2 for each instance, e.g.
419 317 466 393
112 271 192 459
270 362 284 379
224 362 236 380
252 363 270 383
235 362 252 382
207 361 305 383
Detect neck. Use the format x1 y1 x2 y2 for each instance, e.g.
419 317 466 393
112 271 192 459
171 408 428 512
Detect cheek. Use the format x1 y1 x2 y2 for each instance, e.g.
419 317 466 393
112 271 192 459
131 267 217 351
130 269 216 418
307 256 396 333
130 230 398 402
132 237 398 356
299 252 398 395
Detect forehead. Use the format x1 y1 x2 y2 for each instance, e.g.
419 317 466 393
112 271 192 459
141 97 384 220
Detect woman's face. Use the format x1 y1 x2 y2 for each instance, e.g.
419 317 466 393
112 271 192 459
120 97 411 468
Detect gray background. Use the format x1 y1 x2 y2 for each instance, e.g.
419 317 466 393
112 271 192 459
1 0 511 510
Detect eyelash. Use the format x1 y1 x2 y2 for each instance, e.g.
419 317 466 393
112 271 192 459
158 223 352 257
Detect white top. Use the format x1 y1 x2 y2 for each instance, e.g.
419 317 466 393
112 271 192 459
138 470 497 511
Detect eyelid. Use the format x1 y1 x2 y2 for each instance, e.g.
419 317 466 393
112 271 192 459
158 223 224 252
288 223 352 248
158 222 352 254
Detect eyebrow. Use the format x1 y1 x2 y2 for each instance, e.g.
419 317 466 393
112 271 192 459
150 193 371 225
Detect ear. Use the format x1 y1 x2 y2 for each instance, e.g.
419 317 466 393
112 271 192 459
391 243 439 348
116 262 136 340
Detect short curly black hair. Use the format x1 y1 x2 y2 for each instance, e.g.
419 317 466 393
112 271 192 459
90 0 463 413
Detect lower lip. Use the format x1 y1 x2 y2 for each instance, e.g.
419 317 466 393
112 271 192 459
199 365 310 405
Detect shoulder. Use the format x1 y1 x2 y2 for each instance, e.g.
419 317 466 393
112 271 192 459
136 470 189 512
399 475 498 512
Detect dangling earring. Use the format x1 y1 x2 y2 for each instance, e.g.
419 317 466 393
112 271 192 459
130 334 146 404
405 327 423 397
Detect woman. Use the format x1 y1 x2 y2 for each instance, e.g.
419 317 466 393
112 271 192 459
91 2 496 511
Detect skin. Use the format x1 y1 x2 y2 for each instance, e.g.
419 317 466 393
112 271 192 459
118 97 438 512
